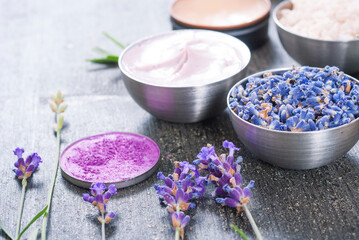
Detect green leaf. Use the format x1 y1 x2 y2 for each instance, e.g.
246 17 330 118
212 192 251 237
0 220 13 240
103 32 125 49
87 55 119 64
230 224 248 240
27 228 39 240
104 55 119 61
17 205 48 240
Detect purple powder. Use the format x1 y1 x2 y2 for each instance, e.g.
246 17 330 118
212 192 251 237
59 132 160 183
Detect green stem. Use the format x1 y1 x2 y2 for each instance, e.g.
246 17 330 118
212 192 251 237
243 204 263 240
101 212 105 240
174 205 180 240
15 179 27 239
41 126 61 240
174 227 180 240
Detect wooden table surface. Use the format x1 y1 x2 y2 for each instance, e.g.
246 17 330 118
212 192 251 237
1 0 359 239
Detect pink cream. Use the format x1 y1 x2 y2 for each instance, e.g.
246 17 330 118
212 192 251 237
171 0 271 30
59 132 160 183
121 30 245 87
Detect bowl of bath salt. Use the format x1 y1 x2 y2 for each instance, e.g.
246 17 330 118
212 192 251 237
273 0 359 74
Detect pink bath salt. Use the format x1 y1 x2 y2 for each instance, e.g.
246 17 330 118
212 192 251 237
59 132 160 183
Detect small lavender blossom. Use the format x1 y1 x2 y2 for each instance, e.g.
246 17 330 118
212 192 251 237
229 66 359 132
13 148 24 158
13 148 42 180
194 141 254 211
104 212 116 224
83 183 117 223
11 148 43 239
155 161 206 213
216 181 254 211
194 141 262 239
195 141 244 197
171 211 190 240
155 161 206 239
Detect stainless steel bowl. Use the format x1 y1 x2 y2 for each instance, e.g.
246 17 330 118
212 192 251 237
273 0 359 74
227 68 359 170
119 30 251 123
170 14 270 50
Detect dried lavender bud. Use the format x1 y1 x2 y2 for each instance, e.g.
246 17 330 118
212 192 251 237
229 66 359 132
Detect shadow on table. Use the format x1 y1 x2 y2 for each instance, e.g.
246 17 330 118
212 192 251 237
87 65 119 72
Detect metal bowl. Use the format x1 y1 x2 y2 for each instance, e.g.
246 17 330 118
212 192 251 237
119 30 251 123
273 0 359 74
170 15 269 50
227 68 359 170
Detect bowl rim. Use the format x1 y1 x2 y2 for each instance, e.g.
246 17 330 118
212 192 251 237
226 67 359 135
170 0 271 30
273 0 359 44
118 29 251 89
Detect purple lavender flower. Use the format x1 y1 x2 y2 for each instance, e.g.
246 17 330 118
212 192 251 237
194 141 263 239
11 148 43 240
83 183 117 223
155 141 261 239
13 148 24 158
107 184 117 195
194 141 254 211
104 212 116 224
162 188 195 213
171 211 190 240
13 148 42 180
155 161 206 239
155 161 205 211
216 181 254 211
197 145 216 161
195 141 243 197
90 182 107 196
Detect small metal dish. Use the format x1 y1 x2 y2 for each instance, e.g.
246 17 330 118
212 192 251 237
170 0 271 30
227 68 359 170
170 16 269 50
60 132 160 189
273 0 359 74
119 30 251 123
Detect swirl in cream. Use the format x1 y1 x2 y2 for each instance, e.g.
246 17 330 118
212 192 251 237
121 30 246 87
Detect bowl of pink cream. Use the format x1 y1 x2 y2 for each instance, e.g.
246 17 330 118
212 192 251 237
119 30 251 123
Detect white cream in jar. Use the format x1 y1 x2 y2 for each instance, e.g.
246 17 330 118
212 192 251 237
120 30 247 87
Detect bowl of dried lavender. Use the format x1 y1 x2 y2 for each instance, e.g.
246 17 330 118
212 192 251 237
227 66 359 169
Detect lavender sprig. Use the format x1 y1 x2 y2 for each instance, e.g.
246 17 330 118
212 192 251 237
41 91 67 240
13 148 42 240
155 161 207 240
195 141 263 240
83 183 117 240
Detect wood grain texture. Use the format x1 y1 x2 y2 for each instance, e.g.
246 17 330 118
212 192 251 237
0 0 358 239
